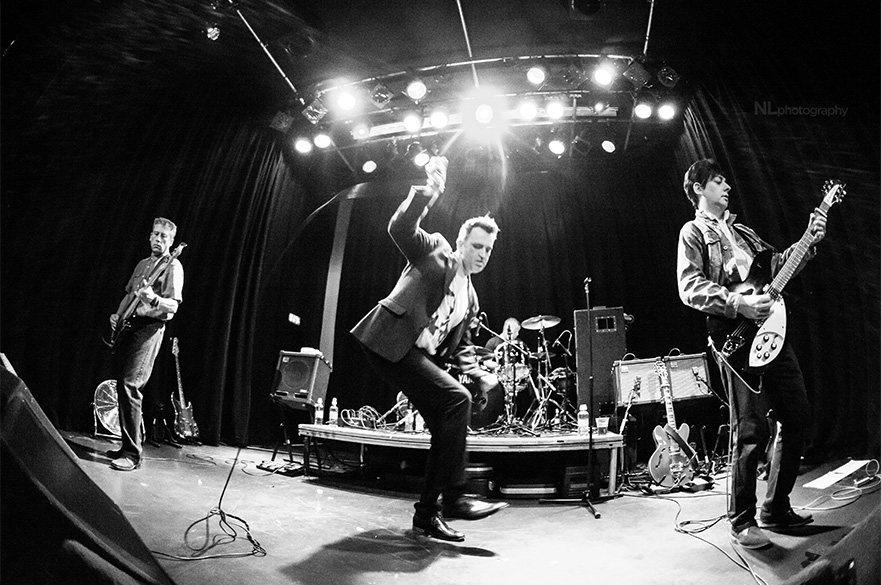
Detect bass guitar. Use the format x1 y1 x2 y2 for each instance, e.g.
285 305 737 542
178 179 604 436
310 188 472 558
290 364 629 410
170 337 199 441
104 242 187 352
708 180 844 372
648 360 696 488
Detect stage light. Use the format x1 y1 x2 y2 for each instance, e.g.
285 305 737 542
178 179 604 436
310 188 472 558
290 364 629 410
634 102 653 119
571 0 603 16
429 109 449 129
407 142 430 167
313 133 332 148
622 60 651 90
593 100 607 113
548 138 566 155
527 65 547 86
370 83 393 108
402 112 423 133
546 99 565 119
519 100 539 121
301 97 328 124
205 24 221 41
336 90 357 111
474 103 494 125
294 137 312 154
601 139 616 153
592 63 616 87
657 65 681 88
406 79 427 101
352 122 370 140
657 103 676 120
362 160 377 173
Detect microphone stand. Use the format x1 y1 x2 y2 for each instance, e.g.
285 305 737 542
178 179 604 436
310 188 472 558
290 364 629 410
540 277 619 517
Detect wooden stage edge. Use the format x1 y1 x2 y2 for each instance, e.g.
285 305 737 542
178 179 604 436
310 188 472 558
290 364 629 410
298 423 624 493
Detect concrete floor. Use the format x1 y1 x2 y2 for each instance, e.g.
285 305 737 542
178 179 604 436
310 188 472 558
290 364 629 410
64 431 879 585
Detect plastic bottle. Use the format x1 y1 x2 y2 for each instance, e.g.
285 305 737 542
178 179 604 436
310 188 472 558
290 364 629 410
577 404 590 435
313 398 324 425
328 397 339 425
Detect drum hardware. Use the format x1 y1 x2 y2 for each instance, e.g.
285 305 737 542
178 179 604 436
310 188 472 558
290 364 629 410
519 314 571 432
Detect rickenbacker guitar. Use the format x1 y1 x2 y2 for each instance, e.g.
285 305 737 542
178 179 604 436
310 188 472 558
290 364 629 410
170 337 199 440
648 361 696 488
708 180 845 372
104 243 187 352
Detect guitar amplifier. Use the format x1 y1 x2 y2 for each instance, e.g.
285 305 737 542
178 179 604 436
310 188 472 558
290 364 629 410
613 353 711 405
270 349 332 411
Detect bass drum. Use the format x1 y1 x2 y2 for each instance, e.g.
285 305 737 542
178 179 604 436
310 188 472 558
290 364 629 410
93 380 121 438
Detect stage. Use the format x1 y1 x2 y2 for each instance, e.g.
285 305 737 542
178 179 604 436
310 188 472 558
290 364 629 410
41 430 881 585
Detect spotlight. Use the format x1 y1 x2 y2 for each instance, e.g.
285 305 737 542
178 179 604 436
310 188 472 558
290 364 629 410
519 99 539 121
592 62 616 87
205 24 221 41
402 112 423 133
571 0 603 17
657 66 680 88
362 160 377 173
548 138 566 155
406 79 427 101
527 65 547 86
352 122 370 140
429 109 449 129
546 99 565 119
601 139 616 153
657 103 676 120
370 83 393 108
622 60 651 90
336 90 357 111
634 102 653 119
593 101 606 113
301 97 328 124
294 137 313 154
313 133 332 149
407 142 430 167
474 103 494 125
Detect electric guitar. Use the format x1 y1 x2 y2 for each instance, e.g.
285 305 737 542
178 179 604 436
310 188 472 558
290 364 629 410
104 243 187 352
170 337 199 440
708 180 845 371
648 361 696 488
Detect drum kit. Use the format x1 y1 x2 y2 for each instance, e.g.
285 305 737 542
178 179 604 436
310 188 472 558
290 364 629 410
472 314 577 434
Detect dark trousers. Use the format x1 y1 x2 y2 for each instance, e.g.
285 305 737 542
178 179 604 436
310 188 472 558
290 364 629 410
111 319 165 462
718 343 810 531
360 344 471 516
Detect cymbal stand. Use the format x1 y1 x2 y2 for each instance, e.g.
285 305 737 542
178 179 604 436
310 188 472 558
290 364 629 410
524 322 561 431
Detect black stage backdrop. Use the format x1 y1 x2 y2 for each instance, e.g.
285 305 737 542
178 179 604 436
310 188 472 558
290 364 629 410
1 3 878 457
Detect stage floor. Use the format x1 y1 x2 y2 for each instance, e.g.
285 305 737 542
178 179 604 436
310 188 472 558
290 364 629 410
63 430 879 585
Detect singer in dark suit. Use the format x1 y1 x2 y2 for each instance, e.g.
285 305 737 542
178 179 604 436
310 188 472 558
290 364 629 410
351 157 507 541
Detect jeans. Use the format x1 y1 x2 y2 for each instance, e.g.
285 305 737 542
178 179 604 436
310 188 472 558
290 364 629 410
360 344 471 515
111 318 165 462
718 343 810 531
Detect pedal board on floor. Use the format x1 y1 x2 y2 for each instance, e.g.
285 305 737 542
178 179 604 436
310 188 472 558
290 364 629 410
258 460 304 477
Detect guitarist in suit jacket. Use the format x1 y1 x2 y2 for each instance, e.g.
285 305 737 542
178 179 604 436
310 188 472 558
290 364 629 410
351 157 507 542
676 159 826 550
107 217 184 471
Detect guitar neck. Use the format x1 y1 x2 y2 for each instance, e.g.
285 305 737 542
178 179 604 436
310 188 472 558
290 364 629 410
768 194 837 295
657 363 680 453
174 355 185 403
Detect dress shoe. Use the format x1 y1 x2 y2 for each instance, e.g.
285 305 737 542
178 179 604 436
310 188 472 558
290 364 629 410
730 525 772 549
759 509 813 530
110 456 141 472
412 512 465 542
442 496 509 520
106 448 124 459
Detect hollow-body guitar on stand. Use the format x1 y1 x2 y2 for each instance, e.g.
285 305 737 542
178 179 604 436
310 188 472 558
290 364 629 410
648 361 696 488
708 180 845 372
170 337 199 441
103 243 187 352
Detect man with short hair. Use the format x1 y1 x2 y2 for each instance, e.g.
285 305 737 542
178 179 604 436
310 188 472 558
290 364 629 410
676 159 826 549
352 159 508 541
107 217 184 471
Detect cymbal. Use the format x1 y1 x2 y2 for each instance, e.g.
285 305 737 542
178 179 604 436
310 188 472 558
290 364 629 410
530 349 558 360
521 315 561 330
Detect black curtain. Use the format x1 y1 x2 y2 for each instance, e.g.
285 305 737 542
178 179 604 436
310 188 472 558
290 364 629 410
2 2 878 456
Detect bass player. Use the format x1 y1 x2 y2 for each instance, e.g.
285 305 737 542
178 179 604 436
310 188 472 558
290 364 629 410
676 159 826 549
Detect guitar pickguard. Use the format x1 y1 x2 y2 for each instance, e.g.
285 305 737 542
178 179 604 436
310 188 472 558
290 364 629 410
749 298 786 369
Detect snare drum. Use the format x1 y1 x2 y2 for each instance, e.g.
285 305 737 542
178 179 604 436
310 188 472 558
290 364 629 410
494 343 531 382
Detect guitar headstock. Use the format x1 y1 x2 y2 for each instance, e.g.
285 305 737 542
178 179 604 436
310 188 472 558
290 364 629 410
171 337 179 356
170 242 188 261
633 376 642 394
821 179 846 208
654 360 670 387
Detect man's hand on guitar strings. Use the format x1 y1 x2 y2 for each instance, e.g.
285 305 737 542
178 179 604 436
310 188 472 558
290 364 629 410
809 207 828 243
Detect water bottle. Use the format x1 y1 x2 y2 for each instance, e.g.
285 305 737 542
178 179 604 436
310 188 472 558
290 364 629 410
577 404 590 435
328 397 339 425
313 398 324 425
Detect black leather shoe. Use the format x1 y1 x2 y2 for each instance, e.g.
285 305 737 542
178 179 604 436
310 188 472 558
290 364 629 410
759 509 813 530
412 513 465 542
442 496 509 520
106 448 124 459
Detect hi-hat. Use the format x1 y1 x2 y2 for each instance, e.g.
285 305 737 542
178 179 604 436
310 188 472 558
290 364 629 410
521 315 561 330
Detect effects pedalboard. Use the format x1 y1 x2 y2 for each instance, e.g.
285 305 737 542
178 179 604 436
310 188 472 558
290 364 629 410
257 460 304 477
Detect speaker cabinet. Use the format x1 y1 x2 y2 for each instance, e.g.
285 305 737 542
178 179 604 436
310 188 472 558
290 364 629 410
270 350 332 410
574 307 627 413
613 353 712 405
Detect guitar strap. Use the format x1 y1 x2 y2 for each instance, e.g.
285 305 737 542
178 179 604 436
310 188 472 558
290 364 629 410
663 423 699 470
